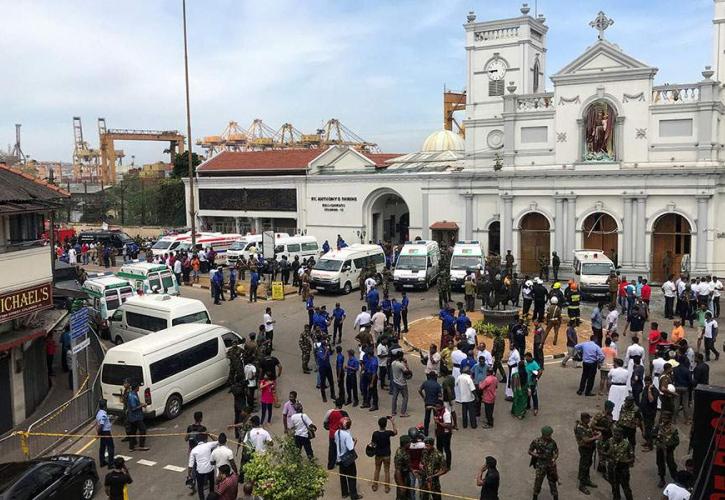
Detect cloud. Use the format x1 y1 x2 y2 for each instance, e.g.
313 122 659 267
0 0 719 163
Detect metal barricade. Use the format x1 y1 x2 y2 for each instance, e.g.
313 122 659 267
25 388 94 459
24 323 107 459
0 433 22 462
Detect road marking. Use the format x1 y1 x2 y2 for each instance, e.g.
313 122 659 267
163 465 186 472
74 437 96 454
137 459 157 466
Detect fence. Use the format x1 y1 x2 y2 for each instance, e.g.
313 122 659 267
23 322 107 459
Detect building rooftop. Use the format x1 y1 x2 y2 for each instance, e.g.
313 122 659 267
0 164 69 214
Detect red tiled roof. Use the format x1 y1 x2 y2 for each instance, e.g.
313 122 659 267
196 149 404 172
197 150 323 172
430 221 459 230
0 164 70 200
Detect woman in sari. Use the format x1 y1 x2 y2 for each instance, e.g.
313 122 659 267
510 360 528 419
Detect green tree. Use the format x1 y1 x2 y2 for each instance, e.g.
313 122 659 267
243 436 327 500
171 152 203 179
156 178 186 226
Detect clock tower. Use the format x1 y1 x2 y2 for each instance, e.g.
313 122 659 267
464 4 548 119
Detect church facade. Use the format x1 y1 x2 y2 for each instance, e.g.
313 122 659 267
186 4 725 282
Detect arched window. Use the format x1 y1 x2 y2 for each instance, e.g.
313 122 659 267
583 101 617 162
533 58 541 93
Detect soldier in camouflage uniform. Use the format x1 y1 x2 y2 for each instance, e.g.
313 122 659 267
358 269 367 300
574 412 601 494
420 436 447 500
617 396 643 454
491 329 507 382
438 248 452 302
226 342 244 384
601 426 634 500
528 426 559 500
437 268 449 309
654 412 680 488
394 435 412 500
592 400 614 474
382 266 393 295
299 324 313 373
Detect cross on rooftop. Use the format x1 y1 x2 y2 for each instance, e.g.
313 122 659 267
589 11 614 40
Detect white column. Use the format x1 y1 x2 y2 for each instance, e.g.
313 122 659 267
696 195 710 271
421 192 430 240
635 197 647 268
554 197 564 256
622 197 633 267
565 197 577 263
463 193 474 240
502 195 514 255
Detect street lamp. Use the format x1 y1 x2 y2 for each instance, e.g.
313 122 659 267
182 0 196 248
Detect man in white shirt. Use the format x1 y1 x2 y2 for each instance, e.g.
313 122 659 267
290 403 315 459
244 416 272 453
353 306 372 331
712 275 723 318
244 360 257 405
68 247 77 265
371 310 386 337
605 306 620 336
210 433 236 477
465 325 477 348
263 307 276 350
662 278 676 319
477 343 494 371
450 345 467 399
187 433 218 499
455 367 477 429
505 345 521 400
425 344 441 375
702 311 720 361
365 276 377 294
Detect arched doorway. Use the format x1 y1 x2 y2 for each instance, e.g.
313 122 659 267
519 212 550 275
488 221 500 256
582 212 619 265
369 192 409 244
652 213 691 282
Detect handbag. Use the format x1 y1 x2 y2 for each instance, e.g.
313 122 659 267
336 430 358 467
302 415 317 439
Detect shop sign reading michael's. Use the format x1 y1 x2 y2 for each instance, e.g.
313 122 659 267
0 283 53 323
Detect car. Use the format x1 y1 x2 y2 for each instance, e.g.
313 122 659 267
0 454 98 500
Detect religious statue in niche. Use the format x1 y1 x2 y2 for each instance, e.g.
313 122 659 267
584 101 616 161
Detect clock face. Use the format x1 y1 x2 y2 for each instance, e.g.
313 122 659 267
486 59 507 81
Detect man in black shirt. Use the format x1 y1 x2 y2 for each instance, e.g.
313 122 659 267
259 348 282 381
418 372 442 436
640 375 659 451
371 416 398 493
476 455 500 500
105 457 133 500
693 352 710 387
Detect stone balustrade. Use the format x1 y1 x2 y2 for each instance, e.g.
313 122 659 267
515 93 554 111
474 26 519 41
652 84 700 104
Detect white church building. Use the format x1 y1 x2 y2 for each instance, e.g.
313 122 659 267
186 3 725 282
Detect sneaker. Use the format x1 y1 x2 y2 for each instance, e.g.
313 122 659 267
369 406 378 412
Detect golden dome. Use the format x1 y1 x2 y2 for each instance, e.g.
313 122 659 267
421 129 465 152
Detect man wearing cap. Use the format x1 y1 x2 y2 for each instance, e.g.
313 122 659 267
532 278 548 323
654 413 680 488
600 425 634 500
528 426 559 500
420 436 447 499
574 412 601 495
394 435 412 499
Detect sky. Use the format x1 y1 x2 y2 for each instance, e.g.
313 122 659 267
0 0 714 164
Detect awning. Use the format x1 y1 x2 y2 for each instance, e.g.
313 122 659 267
430 221 459 230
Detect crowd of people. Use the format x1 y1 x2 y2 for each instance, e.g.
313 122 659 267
82 236 719 500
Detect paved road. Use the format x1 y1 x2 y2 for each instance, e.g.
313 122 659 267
70 282 718 500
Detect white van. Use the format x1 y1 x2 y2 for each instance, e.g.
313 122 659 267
310 244 385 294
100 323 244 419
394 240 440 290
450 241 484 289
82 276 136 337
225 232 291 265
109 294 211 345
572 249 615 299
274 235 320 261
117 262 180 296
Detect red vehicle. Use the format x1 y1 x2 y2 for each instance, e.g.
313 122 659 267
42 222 76 245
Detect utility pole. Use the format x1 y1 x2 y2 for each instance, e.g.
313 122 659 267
182 0 196 247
